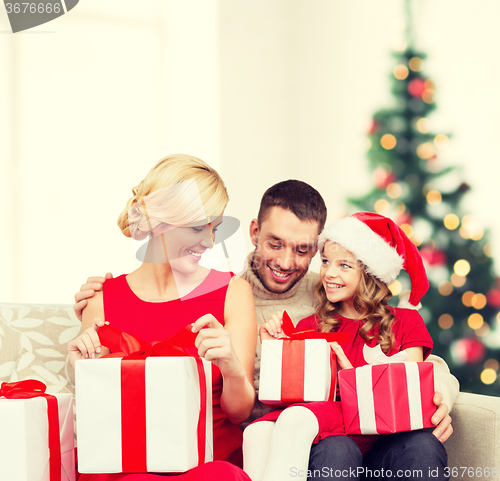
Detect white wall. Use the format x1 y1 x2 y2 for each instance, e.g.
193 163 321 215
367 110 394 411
1 0 499 304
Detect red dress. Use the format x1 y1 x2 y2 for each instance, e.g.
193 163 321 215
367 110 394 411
78 269 250 481
256 307 433 455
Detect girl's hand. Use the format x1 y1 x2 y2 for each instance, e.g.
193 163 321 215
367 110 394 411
329 341 353 370
260 312 285 341
192 314 244 379
68 317 109 366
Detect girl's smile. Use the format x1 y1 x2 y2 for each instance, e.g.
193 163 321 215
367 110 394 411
320 241 363 318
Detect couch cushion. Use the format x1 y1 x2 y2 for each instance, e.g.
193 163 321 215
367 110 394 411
0 303 81 394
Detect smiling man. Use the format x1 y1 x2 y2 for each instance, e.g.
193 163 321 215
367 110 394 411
240 180 326 423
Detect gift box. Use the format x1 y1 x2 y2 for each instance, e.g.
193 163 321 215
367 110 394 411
258 338 336 407
0 381 75 481
338 362 435 435
75 355 213 473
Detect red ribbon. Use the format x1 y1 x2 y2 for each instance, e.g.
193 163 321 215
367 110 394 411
279 311 348 403
281 311 350 343
0 380 61 481
98 325 208 473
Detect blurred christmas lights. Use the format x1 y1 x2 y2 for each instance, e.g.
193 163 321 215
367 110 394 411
438 314 453 329
389 280 402 296
468 313 484 330
454 259 471 276
381 134 397 150
443 213 460 230
393 64 409 80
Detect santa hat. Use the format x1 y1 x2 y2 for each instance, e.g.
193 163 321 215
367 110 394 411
318 212 429 309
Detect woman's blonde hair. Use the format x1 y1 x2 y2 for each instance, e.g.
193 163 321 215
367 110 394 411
117 154 229 240
315 266 396 353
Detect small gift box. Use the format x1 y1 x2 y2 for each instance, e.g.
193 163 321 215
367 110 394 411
75 325 213 474
259 338 336 407
0 380 75 481
258 312 348 407
339 361 435 435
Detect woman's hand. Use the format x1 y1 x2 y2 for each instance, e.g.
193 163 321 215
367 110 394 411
329 341 353 370
192 314 244 378
68 317 109 366
260 312 286 341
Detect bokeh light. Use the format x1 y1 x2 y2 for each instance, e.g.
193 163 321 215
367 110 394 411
481 369 497 385
416 117 431 133
389 280 402 296
381 134 397 150
438 314 453 329
422 89 434 103
462 291 474 307
475 323 490 337
426 190 442 205
386 183 402 199
443 213 460 230
374 199 390 214
434 134 449 149
393 65 409 80
417 142 436 159
471 293 487 309
454 259 471 276
438 281 453 296
409 57 423 71
400 223 413 237
451 273 466 287
468 313 484 330
484 359 499 371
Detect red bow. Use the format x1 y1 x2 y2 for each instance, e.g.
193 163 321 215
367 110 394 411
278 312 349 403
97 324 208 473
1 380 61 481
281 311 350 343
99 323 198 358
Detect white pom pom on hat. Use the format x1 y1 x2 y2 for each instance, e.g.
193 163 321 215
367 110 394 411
318 212 429 310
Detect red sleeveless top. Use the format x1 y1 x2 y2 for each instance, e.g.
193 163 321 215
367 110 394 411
102 269 243 467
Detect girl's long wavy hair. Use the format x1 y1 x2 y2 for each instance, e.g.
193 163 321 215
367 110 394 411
315 267 396 353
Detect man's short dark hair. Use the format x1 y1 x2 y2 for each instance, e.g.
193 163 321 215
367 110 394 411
257 180 327 233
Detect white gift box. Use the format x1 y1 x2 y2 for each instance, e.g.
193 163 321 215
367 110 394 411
75 356 213 473
258 339 335 407
0 392 75 481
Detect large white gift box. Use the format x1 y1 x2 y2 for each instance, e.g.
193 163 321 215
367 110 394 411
258 339 336 407
0 389 75 481
75 356 213 473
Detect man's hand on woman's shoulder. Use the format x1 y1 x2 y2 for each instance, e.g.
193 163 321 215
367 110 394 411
74 273 113 321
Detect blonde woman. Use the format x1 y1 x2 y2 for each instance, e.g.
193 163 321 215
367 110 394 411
68 154 256 481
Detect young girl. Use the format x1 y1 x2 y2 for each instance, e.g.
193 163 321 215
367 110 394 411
243 212 435 481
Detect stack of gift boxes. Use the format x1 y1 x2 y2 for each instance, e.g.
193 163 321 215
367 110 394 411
258 312 436 435
0 324 213 479
0 312 435 479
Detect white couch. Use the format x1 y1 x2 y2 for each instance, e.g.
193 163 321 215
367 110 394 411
1 302 499 481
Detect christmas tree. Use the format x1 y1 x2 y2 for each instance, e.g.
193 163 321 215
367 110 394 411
349 3 500 395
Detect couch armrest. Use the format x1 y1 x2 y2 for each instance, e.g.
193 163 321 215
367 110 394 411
445 391 500 480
